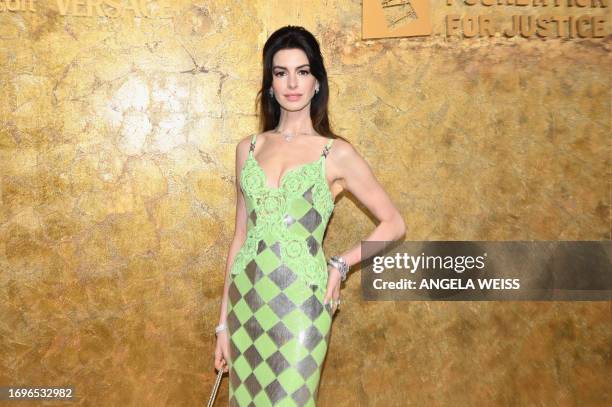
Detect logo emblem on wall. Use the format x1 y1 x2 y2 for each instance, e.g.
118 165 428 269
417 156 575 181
363 0 432 39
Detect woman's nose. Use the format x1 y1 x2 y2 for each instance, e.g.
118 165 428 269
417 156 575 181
287 73 298 88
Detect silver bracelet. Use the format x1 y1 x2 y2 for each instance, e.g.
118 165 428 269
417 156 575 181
327 256 349 281
215 323 226 335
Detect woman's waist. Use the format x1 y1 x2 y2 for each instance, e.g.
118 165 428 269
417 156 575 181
247 225 324 245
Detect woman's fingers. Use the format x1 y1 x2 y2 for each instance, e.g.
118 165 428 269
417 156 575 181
221 350 229 372
324 267 341 305
323 288 332 305
332 295 340 313
323 282 333 305
214 336 230 372
333 283 340 298
324 291 341 314
331 283 341 313
214 353 223 371
323 266 343 314
215 353 229 372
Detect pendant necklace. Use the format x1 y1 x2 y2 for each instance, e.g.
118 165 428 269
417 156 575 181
273 126 312 142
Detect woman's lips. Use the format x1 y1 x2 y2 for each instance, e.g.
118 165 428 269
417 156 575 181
285 94 302 101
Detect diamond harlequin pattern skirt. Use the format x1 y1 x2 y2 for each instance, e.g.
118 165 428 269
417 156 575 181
226 252 333 406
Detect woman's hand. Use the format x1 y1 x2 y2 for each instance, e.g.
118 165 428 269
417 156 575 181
323 265 342 315
214 330 230 373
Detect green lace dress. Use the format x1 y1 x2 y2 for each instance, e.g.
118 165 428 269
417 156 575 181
226 133 336 406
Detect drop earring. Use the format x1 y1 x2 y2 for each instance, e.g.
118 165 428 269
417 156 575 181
269 87 274 97
314 86 319 94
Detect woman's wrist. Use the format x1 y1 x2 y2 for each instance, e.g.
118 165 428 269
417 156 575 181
327 263 340 277
327 255 349 281
215 322 227 335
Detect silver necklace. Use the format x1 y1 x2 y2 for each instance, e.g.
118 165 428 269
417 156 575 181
273 126 312 142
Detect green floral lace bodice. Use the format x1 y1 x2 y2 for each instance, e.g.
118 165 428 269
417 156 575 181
230 133 336 292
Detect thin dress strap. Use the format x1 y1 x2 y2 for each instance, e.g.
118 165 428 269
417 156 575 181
249 134 257 155
321 138 334 158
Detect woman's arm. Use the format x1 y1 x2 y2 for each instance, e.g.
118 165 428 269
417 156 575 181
329 139 406 274
217 137 251 326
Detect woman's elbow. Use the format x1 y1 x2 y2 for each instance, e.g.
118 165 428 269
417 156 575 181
393 213 406 240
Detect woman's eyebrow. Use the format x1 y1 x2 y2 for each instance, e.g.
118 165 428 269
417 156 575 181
272 64 311 70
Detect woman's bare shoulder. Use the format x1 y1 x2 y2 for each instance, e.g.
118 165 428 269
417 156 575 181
330 137 358 160
236 135 251 154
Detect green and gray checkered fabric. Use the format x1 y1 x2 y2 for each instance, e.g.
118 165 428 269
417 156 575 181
227 134 336 406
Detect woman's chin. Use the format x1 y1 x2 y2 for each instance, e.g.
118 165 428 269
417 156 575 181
279 100 311 111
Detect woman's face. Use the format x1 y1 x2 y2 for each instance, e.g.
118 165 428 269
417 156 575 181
271 48 319 112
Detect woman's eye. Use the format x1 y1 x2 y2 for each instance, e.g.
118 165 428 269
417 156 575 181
273 71 310 77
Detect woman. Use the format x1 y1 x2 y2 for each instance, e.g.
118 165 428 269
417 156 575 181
214 25 406 406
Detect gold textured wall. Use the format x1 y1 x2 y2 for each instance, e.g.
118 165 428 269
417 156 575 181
0 1 609 406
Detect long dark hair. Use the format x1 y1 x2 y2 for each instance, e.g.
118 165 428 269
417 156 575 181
256 25 349 143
